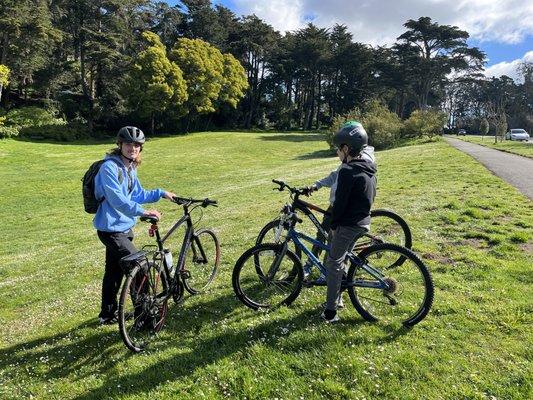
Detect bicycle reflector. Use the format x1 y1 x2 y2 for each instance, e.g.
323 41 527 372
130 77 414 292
148 224 157 237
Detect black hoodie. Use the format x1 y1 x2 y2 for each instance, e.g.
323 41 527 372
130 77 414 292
330 158 377 230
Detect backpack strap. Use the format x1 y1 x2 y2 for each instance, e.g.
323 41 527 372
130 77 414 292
104 158 132 193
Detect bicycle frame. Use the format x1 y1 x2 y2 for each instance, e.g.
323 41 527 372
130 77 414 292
283 196 382 251
284 224 391 290
144 204 209 291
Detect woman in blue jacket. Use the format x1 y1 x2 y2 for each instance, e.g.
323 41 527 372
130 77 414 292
94 126 176 324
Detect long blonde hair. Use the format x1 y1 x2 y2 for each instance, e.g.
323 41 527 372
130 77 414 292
107 144 142 167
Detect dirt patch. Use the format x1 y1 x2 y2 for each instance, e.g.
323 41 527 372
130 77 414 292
519 242 533 254
461 238 488 248
422 253 455 264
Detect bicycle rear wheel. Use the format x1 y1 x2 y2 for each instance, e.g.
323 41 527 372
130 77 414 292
183 228 220 294
346 243 433 327
232 243 303 310
118 262 169 352
355 209 412 249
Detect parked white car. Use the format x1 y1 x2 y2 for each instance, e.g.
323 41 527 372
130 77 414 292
505 129 530 141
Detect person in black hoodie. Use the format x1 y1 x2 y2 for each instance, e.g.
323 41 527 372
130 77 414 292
322 121 377 323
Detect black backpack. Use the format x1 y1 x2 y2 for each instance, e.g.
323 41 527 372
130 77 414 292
82 159 123 214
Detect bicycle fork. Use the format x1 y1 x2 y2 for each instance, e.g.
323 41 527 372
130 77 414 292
263 241 289 284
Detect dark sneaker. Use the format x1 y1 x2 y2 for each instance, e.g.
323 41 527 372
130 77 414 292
99 310 119 325
320 311 340 323
99 315 118 325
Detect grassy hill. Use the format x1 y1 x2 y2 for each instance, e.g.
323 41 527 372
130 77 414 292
0 132 531 399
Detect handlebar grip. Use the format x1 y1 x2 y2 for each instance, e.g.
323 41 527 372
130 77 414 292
202 198 218 207
140 215 159 223
272 179 284 186
172 196 190 205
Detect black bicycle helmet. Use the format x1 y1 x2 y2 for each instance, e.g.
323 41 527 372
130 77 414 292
333 121 368 153
116 126 145 144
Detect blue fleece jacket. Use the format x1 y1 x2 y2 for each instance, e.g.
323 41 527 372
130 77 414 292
93 155 165 232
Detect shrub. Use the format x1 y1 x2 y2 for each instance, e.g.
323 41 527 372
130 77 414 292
0 125 20 139
326 100 402 150
5 106 65 128
19 122 90 141
402 109 448 138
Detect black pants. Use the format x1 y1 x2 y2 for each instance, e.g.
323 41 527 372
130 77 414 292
97 229 137 318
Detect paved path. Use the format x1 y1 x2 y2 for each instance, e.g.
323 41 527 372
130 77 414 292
443 136 533 200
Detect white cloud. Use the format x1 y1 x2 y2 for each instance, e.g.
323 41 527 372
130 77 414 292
483 51 533 82
232 0 533 45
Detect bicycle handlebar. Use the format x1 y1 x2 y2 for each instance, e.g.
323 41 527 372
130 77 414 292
271 179 310 196
172 196 218 208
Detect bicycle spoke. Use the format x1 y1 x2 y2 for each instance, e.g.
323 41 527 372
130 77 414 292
347 243 433 326
233 244 303 309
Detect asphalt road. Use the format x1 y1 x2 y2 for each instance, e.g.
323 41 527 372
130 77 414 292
444 136 533 200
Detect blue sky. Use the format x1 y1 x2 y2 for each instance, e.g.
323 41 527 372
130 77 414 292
168 0 532 81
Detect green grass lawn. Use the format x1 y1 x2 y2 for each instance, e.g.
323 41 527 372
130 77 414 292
0 132 531 399
454 135 533 158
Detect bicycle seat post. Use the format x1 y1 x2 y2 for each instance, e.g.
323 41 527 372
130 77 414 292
147 220 163 245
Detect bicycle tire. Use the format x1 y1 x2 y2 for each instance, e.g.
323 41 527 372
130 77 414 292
232 243 303 310
346 243 433 327
118 262 169 352
255 219 302 260
183 228 221 294
363 209 413 249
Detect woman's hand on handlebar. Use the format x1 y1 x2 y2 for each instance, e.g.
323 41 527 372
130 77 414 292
163 191 177 201
143 209 161 220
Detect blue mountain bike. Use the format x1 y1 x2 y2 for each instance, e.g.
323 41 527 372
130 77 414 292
232 182 434 327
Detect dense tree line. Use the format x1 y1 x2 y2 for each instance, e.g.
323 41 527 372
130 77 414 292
0 0 530 136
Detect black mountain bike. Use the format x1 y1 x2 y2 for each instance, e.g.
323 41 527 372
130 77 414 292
118 197 220 352
256 180 412 270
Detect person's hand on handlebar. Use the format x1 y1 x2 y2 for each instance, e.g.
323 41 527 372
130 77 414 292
301 185 318 196
142 209 161 220
163 191 177 201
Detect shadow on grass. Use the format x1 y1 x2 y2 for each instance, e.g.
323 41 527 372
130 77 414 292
0 288 411 399
295 149 334 160
259 133 325 143
13 135 115 146
0 319 122 384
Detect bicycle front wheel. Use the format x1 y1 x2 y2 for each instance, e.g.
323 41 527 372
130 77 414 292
232 243 303 310
346 243 433 327
118 262 169 352
255 219 302 260
183 228 220 294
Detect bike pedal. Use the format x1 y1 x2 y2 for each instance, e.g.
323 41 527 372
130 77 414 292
180 270 191 279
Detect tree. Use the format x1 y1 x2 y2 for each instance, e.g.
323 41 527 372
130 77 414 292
125 31 187 134
233 15 279 128
218 53 248 109
170 38 224 119
395 17 485 110
0 64 9 103
479 117 489 141
148 1 185 49
0 0 60 99
326 25 374 120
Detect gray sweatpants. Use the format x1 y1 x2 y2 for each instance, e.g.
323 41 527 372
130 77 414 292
325 225 367 311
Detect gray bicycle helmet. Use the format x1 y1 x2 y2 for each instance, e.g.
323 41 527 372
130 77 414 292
333 121 368 154
117 126 145 144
